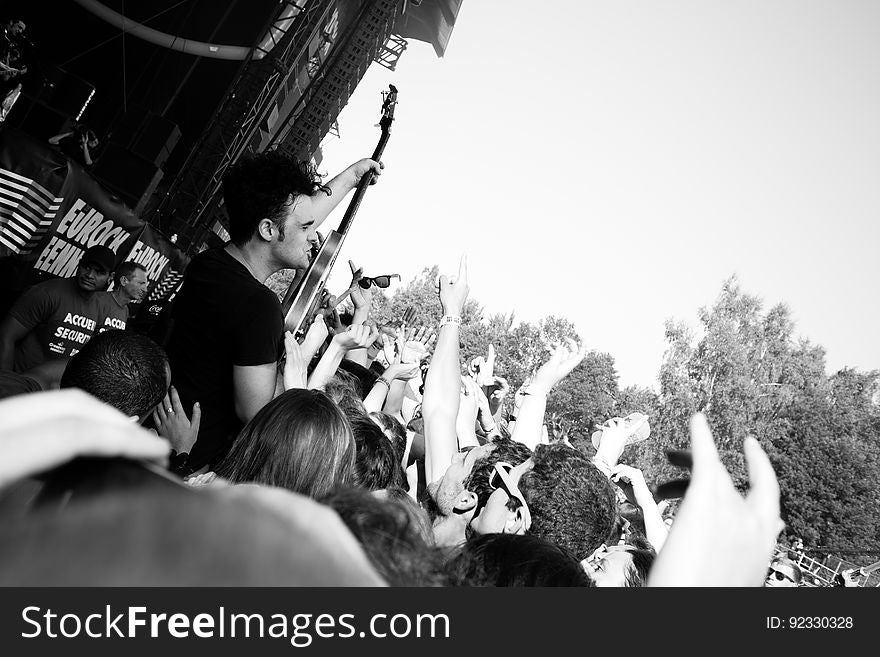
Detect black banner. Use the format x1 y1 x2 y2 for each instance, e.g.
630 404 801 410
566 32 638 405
0 126 189 313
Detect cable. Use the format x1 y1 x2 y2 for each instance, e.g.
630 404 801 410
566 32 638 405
59 0 191 67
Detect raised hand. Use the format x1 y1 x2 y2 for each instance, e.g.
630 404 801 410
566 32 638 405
403 326 436 362
384 361 421 382
346 158 383 187
438 255 469 317
153 385 201 456
332 323 379 351
400 306 417 327
530 338 587 393
470 344 496 386
348 260 374 313
648 414 784 587
300 313 329 361
283 331 308 390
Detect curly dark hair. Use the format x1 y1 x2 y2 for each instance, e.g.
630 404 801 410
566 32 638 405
463 435 532 514
222 150 329 245
444 533 594 587
518 443 619 561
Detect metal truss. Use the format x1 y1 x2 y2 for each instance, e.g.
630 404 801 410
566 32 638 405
153 0 336 249
375 33 408 71
270 0 403 162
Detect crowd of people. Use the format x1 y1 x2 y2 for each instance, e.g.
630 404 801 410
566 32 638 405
0 150 791 586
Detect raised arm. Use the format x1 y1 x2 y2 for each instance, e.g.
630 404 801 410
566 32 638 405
611 464 668 551
307 324 378 390
510 339 586 450
423 256 469 484
311 159 383 225
648 414 784 586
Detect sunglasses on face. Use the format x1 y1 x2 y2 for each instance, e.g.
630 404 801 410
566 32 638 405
358 274 401 289
769 569 795 583
487 461 532 531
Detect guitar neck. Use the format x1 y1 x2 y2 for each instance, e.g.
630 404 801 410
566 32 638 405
336 130 390 234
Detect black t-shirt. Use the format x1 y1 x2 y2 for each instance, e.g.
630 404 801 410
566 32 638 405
165 248 283 469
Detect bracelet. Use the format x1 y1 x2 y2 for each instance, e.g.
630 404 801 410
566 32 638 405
375 377 391 390
439 315 462 328
521 387 549 397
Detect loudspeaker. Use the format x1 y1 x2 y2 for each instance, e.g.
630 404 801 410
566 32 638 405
91 143 164 214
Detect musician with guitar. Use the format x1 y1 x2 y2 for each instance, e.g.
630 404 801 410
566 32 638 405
164 86 397 473
0 19 28 122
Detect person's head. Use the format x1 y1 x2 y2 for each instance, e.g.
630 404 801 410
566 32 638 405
321 487 445 586
324 370 367 417
222 151 328 269
351 413 404 492
468 457 537 537
518 443 619 561
765 557 802 588
424 442 500 521
581 535 655 588
113 261 149 303
7 20 25 36
215 389 355 499
462 435 534 533
76 245 115 293
445 533 594 587
369 411 408 467
59 330 169 421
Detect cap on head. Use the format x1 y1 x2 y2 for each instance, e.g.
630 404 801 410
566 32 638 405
80 245 116 274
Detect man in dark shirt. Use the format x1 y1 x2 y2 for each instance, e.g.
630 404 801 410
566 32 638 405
165 152 381 470
0 245 122 372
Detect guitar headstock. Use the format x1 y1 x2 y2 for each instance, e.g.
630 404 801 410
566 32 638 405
379 84 398 133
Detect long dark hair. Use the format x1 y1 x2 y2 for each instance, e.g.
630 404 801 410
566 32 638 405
215 389 355 499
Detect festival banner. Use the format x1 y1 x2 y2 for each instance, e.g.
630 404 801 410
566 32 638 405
119 222 189 311
0 126 146 294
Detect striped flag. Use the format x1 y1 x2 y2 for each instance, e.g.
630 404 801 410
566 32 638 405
0 167 64 257
148 267 185 303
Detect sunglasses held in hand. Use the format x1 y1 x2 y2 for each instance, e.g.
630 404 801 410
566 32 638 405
358 274 400 289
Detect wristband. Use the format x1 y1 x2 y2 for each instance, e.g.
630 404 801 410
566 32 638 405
521 387 549 397
375 377 391 390
439 315 462 328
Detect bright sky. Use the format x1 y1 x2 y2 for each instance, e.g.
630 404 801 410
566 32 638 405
318 0 880 389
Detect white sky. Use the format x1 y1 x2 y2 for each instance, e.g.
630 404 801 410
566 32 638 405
318 0 880 389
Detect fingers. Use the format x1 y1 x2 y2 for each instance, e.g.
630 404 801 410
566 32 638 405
688 412 721 476
457 254 468 284
190 402 202 436
743 436 782 525
169 386 184 413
